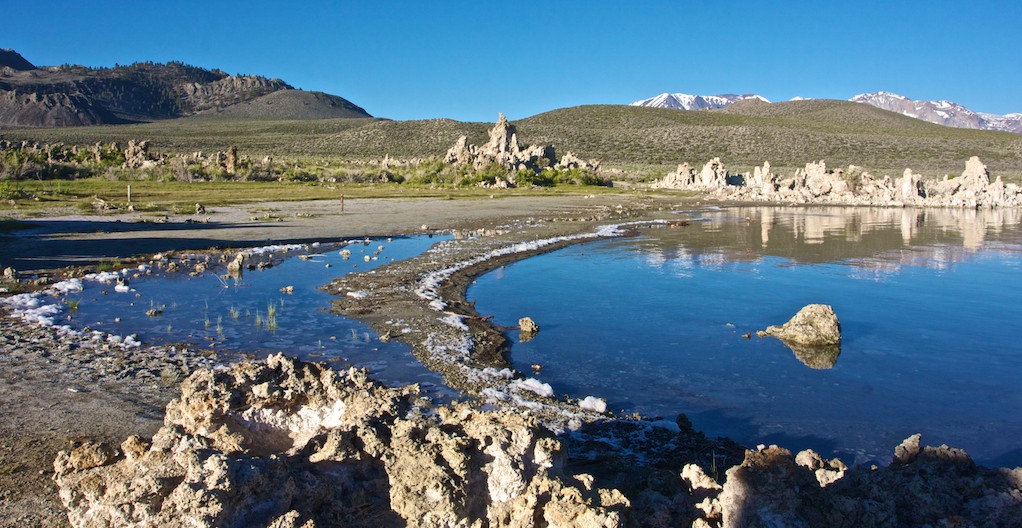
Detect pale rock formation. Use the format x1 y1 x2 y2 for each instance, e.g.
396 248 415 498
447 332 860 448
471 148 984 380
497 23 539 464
226 145 238 174
53 355 625 527
707 437 1022 527
699 157 729 188
764 304 841 346
794 449 847 487
651 156 1022 208
650 163 696 189
444 114 598 177
2 267 16 282
123 139 160 169
519 316 540 335
226 252 245 277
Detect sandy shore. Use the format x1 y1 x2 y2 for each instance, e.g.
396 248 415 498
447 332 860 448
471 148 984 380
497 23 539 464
0 193 669 526
1 195 625 272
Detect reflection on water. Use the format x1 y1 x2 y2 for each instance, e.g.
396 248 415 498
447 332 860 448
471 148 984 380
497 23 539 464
62 236 454 394
470 206 1022 467
784 343 841 370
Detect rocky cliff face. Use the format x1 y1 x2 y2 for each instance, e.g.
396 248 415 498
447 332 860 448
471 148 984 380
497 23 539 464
0 51 370 127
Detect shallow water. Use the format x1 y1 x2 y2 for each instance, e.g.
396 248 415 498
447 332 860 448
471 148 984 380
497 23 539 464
63 235 453 394
470 207 1022 467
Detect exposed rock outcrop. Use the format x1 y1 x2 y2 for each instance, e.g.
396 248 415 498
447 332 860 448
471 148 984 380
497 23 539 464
702 438 1022 527
123 139 161 169
652 156 1022 208
444 114 600 177
764 304 841 346
53 355 626 527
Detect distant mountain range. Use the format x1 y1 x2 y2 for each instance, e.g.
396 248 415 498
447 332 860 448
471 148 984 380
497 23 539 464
848 92 1021 134
632 91 1021 134
630 93 769 110
0 49 370 127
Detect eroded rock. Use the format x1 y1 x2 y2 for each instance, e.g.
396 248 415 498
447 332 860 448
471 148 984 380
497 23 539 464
53 354 625 527
444 114 599 177
652 156 1022 208
764 303 841 346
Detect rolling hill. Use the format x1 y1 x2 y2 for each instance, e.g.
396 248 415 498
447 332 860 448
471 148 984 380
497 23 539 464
5 101 1021 181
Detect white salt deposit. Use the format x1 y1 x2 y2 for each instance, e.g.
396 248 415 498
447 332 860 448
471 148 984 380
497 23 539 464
510 378 554 398
578 396 607 413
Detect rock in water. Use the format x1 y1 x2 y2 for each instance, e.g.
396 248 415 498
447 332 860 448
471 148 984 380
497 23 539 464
764 304 841 346
52 354 626 527
519 316 540 334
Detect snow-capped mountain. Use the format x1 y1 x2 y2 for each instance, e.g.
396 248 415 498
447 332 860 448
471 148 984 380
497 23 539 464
630 93 769 110
849 92 1022 133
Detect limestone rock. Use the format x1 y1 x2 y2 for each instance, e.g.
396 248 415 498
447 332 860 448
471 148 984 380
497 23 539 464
707 436 1021 527
123 139 160 169
764 304 841 346
652 156 1022 208
519 316 540 334
53 355 625 527
443 114 599 176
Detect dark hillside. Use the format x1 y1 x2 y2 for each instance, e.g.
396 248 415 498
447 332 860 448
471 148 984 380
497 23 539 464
0 49 36 71
0 51 369 127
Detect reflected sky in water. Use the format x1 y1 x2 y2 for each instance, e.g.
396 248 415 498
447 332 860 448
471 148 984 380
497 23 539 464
64 235 453 396
470 206 1022 467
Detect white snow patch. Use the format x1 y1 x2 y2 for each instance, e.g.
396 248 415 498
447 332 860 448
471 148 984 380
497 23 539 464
346 290 369 299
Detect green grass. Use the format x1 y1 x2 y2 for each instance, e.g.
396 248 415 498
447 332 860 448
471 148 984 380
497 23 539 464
4 100 1021 184
1 176 617 214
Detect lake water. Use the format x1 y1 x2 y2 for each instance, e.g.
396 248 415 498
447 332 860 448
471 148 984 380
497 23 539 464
469 206 1022 467
63 235 453 395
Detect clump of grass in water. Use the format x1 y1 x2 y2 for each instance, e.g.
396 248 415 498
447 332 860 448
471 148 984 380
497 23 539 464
254 312 263 328
96 260 121 272
229 305 240 320
66 298 80 312
216 316 223 336
146 299 165 317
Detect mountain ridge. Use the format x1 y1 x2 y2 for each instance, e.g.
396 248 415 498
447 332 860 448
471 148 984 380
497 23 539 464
632 90 1021 134
0 50 371 127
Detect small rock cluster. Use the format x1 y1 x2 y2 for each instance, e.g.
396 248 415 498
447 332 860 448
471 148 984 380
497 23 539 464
652 156 1022 208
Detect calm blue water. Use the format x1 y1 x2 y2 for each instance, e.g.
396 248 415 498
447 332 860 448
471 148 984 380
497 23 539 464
470 207 1022 466
64 235 453 393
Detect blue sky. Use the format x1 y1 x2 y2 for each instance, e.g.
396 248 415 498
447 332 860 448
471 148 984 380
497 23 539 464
7 0 1021 122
